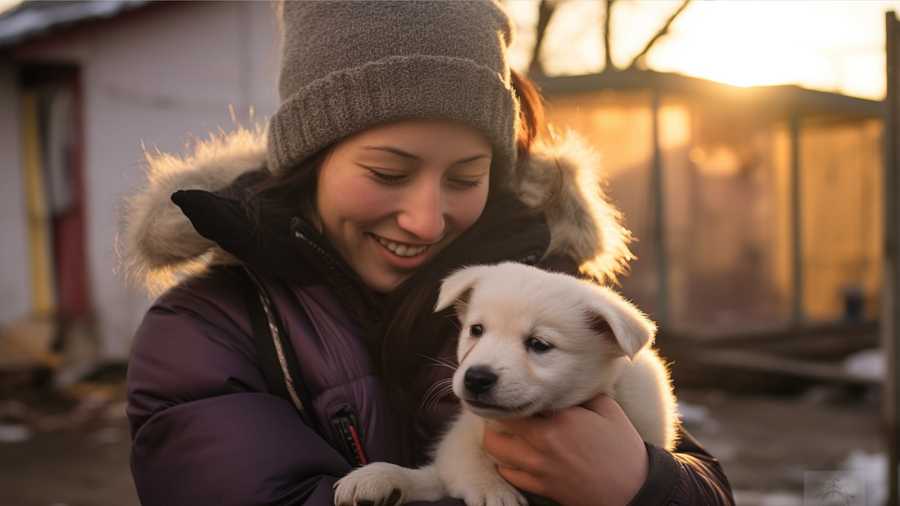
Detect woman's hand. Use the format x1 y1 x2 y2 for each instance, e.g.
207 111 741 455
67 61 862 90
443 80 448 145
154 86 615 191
483 394 649 506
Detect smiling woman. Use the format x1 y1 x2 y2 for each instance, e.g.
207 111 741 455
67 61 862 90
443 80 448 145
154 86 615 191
122 1 733 505
315 120 493 293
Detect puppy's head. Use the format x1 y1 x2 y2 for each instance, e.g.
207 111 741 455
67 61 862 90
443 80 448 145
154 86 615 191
435 262 656 419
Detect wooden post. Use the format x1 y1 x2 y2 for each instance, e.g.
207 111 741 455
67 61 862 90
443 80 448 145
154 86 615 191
650 88 670 326
883 11 899 506
790 113 804 324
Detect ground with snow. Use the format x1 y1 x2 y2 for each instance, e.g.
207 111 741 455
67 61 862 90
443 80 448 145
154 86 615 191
679 387 885 506
0 384 886 505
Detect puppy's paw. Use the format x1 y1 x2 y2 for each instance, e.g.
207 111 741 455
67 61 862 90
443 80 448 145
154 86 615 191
455 479 528 506
333 462 410 506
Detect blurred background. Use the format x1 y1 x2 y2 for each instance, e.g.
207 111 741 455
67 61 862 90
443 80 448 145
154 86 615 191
0 0 896 505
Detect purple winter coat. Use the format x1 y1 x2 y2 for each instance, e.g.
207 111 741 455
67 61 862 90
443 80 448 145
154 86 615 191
123 128 734 505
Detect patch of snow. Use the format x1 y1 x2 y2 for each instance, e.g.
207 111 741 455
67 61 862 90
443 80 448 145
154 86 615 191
843 450 887 506
0 422 31 443
678 400 708 425
733 490 802 506
843 348 884 382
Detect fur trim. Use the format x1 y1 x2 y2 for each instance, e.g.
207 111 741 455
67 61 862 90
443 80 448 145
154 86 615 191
513 130 632 282
118 126 266 295
119 126 631 294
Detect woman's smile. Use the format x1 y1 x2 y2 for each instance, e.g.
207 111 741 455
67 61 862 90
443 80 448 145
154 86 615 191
368 232 438 271
316 120 492 292
370 233 434 258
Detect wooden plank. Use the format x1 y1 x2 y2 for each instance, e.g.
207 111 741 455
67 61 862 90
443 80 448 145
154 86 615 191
658 321 879 360
687 349 879 387
20 92 56 317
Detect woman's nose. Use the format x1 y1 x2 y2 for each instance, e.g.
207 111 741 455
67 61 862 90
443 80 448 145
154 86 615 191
396 181 446 242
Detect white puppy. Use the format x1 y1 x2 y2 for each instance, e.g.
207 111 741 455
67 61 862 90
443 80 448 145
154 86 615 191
334 262 678 506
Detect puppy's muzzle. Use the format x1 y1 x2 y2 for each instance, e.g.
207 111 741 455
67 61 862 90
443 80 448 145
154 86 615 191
464 365 498 395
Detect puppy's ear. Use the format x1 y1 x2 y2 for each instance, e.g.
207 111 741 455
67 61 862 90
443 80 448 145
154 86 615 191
585 287 657 359
434 266 489 316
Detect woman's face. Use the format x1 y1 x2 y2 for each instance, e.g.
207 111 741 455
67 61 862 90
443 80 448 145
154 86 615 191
315 119 492 292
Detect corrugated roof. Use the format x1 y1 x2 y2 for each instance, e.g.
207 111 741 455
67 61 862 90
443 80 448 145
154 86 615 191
0 0 150 48
534 69 884 117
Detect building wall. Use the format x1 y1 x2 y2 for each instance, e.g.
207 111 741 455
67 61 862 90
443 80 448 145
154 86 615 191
11 2 280 357
546 88 883 334
0 62 31 324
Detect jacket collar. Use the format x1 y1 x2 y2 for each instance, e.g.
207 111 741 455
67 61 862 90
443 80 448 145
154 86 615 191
120 125 632 295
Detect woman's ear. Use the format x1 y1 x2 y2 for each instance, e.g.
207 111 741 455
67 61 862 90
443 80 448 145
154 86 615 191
584 286 657 359
434 265 491 317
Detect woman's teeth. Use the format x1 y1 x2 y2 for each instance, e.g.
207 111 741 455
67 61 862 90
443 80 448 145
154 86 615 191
374 235 429 257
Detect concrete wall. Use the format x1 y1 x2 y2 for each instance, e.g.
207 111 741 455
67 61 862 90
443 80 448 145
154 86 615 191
0 61 30 324
10 2 280 357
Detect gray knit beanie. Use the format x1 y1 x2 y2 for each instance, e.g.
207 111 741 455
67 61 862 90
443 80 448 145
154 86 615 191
267 0 520 177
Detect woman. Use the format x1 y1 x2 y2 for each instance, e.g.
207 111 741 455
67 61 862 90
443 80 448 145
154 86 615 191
123 2 734 505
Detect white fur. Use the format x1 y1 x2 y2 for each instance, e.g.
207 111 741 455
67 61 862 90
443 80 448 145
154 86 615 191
334 262 678 506
118 125 266 294
120 127 632 294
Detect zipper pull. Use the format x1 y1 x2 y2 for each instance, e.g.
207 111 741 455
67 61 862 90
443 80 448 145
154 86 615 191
331 407 368 467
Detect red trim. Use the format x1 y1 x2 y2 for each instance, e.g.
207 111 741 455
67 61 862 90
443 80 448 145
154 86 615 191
347 424 368 466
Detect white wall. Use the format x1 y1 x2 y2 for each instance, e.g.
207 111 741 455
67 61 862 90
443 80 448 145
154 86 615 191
12 2 280 357
0 61 30 324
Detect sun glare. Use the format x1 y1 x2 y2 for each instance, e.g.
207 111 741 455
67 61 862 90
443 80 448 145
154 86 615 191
509 0 900 100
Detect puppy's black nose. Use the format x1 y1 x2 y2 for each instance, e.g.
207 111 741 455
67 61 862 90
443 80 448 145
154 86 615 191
464 366 497 395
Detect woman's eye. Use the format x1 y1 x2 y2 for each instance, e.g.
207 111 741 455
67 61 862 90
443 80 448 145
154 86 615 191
367 169 406 184
470 324 484 337
448 178 482 189
525 336 553 353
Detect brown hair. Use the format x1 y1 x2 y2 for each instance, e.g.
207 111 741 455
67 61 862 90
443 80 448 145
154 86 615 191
511 69 545 160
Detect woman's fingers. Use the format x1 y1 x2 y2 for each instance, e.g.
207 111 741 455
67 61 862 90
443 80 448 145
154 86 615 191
581 393 625 421
483 423 545 474
496 465 548 498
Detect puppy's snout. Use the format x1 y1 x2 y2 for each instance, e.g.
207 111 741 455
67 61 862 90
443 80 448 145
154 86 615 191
464 366 497 395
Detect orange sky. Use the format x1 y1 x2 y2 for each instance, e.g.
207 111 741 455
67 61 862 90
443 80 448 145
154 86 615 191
506 0 900 100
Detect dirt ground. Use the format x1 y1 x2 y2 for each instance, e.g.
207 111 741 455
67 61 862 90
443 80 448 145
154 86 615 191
678 387 885 505
0 381 885 506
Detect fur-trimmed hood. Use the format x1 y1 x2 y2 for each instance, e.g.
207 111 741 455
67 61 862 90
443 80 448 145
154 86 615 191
120 126 632 294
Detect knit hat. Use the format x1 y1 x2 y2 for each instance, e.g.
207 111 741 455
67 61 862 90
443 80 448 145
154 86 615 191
267 0 520 177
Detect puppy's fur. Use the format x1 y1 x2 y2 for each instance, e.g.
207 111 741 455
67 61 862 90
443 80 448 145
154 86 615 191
334 262 678 506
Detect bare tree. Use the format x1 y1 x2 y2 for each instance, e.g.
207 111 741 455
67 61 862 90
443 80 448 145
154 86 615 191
627 0 692 70
603 0 617 71
527 0 560 77
525 0 693 75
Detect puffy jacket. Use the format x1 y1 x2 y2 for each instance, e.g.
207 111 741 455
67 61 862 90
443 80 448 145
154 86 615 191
123 127 734 505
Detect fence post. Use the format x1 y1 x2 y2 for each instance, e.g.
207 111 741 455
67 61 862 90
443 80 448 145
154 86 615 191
883 10 899 506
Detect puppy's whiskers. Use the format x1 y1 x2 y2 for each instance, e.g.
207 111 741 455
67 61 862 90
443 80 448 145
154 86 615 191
421 354 458 372
420 378 454 413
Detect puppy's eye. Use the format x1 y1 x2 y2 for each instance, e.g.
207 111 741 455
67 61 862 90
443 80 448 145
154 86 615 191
470 324 484 337
525 336 553 353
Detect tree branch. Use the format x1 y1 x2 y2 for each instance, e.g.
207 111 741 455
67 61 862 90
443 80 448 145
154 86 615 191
603 0 617 71
528 0 560 77
628 0 692 70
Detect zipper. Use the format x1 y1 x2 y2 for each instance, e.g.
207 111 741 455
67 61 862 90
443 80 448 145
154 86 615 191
330 406 369 468
289 217 383 322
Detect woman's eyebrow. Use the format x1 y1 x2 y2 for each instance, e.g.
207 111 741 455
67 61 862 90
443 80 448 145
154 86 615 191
362 146 489 165
451 154 490 166
363 146 420 160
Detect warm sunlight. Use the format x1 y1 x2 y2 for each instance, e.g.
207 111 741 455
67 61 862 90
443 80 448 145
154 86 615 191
507 0 900 100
